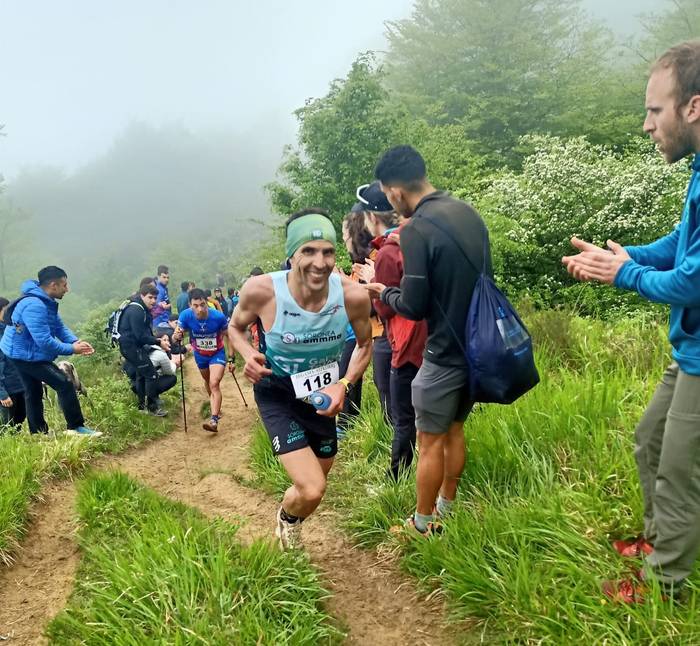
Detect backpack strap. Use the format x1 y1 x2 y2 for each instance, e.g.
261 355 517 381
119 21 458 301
421 215 487 274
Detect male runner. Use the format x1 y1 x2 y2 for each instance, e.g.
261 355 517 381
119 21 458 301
228 208 372 549
173 287 231 433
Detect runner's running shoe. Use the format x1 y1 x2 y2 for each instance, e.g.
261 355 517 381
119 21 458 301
202 417 218 433
276 507 303 550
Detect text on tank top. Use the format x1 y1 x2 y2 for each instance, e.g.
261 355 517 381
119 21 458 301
262 271 348 377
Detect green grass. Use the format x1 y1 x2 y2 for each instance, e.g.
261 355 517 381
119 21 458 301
46 472 342 645
0 352 178 565
250 310 700 643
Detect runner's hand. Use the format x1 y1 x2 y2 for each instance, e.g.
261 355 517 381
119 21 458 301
227 360 236 376
0 397 12 407
364 282 386 299
72 340 94 355
243 351 272 384
315 382 345 417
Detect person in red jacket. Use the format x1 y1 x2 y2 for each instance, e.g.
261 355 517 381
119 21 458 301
358 182 428 480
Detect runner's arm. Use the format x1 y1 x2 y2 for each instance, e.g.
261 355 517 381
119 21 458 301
227 277 273 383
341 279 372 385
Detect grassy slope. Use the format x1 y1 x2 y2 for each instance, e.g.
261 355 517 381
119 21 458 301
47 472 341 645
251 311 700 643
0 344 177 564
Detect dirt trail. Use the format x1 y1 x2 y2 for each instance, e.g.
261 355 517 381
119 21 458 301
0 362 454 645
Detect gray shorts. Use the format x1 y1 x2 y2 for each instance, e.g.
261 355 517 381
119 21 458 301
411 359 473 434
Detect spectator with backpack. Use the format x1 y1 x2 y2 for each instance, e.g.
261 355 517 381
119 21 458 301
365 146 492 536
0 296 26 432
0 266 100 437
115 283 173 416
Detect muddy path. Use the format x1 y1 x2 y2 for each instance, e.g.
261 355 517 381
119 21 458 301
0 361 454 645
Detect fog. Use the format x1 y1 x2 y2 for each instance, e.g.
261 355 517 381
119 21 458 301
0 0 664 317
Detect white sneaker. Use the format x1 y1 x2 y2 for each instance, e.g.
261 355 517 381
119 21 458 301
275 507 302 550
64 426 103 438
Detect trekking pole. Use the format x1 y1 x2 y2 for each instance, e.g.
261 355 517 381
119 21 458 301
230 367 248 408
179 356 188 432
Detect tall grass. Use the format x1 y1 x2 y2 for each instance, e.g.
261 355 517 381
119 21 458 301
0 346 177 565
47 472 342 645
250 310 700 643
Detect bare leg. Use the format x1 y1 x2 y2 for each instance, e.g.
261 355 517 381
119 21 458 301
207 364 225 416
440 420 466 501
279 448 334 518
415 431 446 516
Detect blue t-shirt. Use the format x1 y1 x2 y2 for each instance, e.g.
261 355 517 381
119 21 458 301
178 308 228 356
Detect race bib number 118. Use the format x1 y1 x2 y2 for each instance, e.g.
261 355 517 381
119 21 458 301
290 362 339 399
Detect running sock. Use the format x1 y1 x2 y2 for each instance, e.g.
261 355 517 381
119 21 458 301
211 414 220 423
280 508 304 524
413 511 434 533
436 495 454 518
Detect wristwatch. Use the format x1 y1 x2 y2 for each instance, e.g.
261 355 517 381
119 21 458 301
339 377 353 394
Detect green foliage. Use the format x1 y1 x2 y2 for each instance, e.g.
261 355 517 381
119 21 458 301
267 53 403 227
638 0 700 62
384 0 640 165
47 472 341 645
253 310 699 642
482 135 689 310
0 312 177 565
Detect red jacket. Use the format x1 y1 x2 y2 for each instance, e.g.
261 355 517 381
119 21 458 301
372 229 427 369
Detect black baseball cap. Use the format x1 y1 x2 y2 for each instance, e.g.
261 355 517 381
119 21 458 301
356 181 393 213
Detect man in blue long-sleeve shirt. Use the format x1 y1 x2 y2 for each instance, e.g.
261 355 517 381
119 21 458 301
563 41 700 602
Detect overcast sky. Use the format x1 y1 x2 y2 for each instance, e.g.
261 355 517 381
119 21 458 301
0 0 660 182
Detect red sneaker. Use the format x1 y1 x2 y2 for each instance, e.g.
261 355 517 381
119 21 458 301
602 570 670 604
612 535 654 558
602 576 648 604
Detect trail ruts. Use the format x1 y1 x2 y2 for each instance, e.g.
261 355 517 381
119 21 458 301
0 360 455 645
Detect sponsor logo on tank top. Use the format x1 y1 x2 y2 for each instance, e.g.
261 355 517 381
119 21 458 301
280 329 343 345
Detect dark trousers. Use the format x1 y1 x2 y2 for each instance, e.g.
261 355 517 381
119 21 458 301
337 338 363 432
120 345 175 409
0 391 27 430
373 335 392 424
389 362 419 479
10 359 84 434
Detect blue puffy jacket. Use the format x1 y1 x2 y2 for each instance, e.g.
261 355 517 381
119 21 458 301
0 323 24 397
0 280 77 362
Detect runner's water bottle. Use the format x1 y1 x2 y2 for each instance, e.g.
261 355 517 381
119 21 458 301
307 392 332 410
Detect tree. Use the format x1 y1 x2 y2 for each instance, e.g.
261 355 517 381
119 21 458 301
637 0 700 63
267 53 404 227
384 0 639 165
0 193 31 290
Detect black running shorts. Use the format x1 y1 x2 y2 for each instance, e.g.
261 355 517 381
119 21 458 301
253 375 337 459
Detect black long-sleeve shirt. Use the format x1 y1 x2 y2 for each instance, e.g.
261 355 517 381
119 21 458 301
381 191 492 368
118 297 159 350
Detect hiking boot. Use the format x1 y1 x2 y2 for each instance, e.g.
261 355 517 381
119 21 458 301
276 507 303 550
612 535 654 558
202 417 219 433
65 426 103 438
390 516 443 538
148 407 168 417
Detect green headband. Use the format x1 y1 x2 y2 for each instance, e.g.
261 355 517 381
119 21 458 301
285 214 337 259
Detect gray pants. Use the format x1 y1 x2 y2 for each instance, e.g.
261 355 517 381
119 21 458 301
635 362 700 584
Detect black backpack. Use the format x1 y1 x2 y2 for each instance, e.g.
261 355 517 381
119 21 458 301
2 294 40 326
106 300 144 347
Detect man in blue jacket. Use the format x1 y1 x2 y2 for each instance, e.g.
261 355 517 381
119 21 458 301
0 266 100 437
151 265 171 327
563 41 700 602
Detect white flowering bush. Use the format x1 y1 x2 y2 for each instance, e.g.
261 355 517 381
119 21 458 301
481 135 690 310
